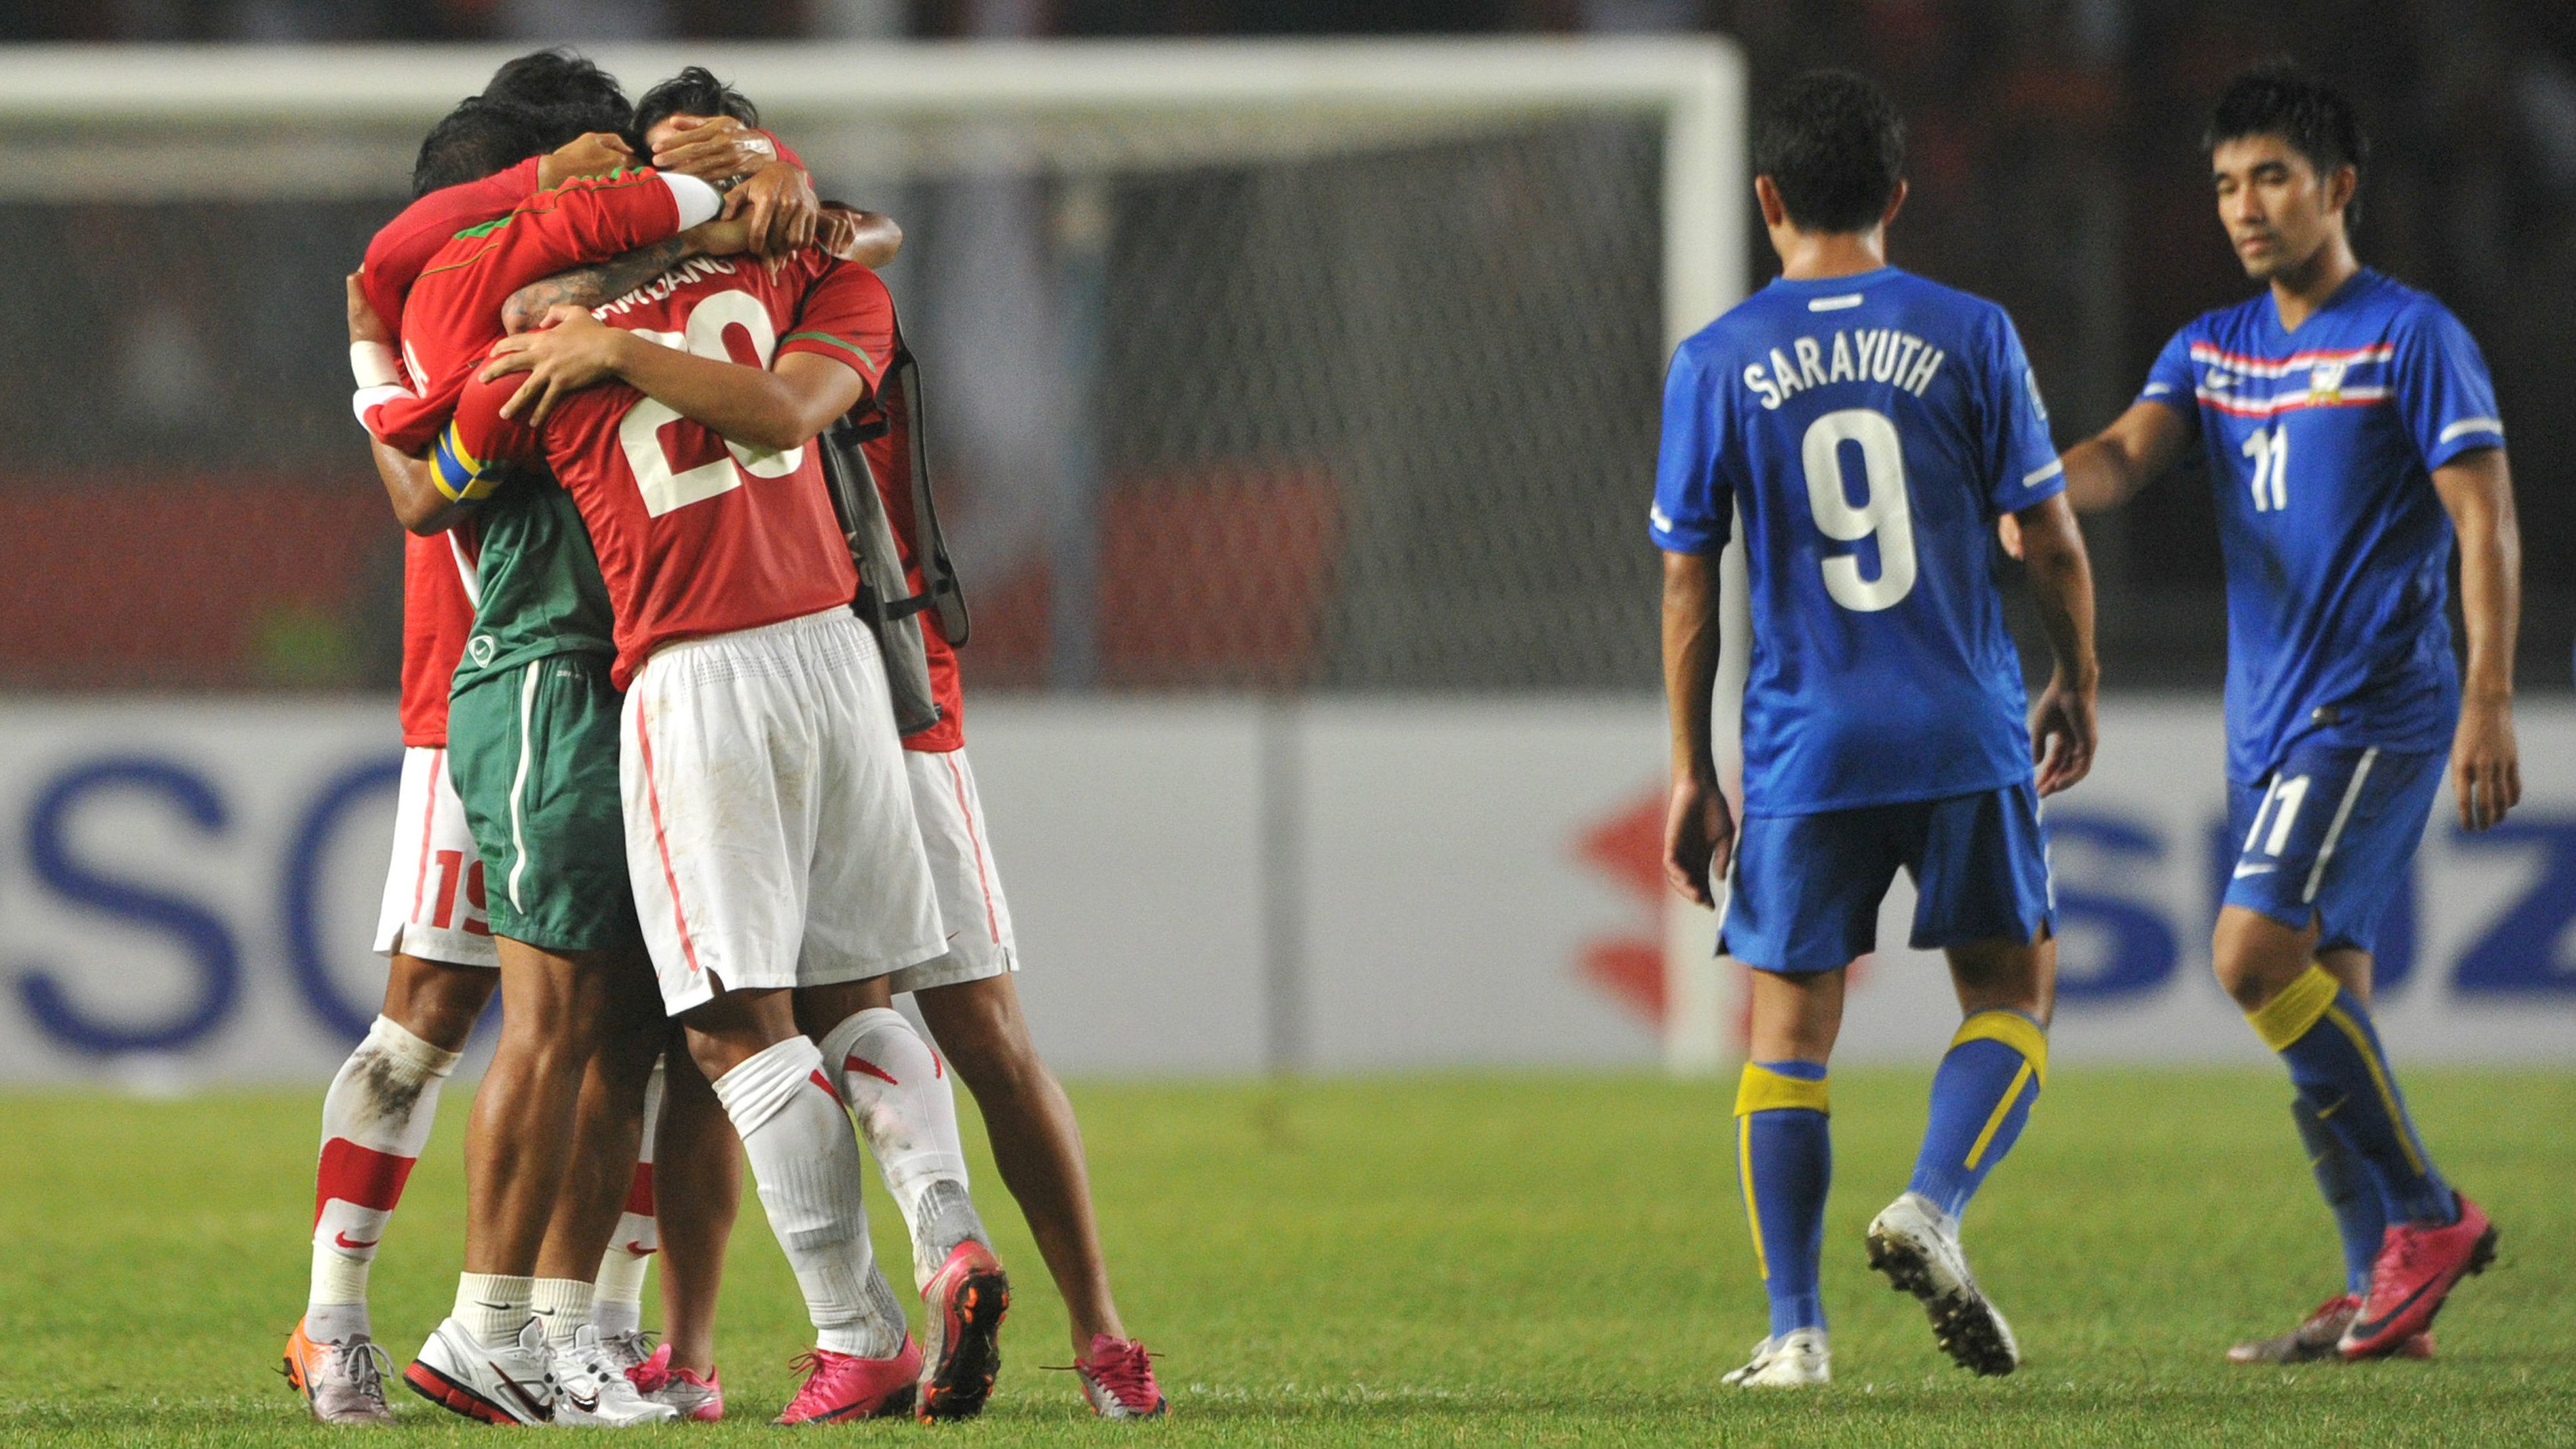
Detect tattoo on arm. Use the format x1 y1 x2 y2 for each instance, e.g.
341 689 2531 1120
502 235 694 334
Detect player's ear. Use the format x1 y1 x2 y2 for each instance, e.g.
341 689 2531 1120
2326 163 2357 221
1880 177 1908 231
1754 175 1787 230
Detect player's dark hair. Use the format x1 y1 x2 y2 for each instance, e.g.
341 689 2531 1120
632 66 761 142
482 47 632 143
410 95 551 197
1753 69 1905 235
2204 61 2368 223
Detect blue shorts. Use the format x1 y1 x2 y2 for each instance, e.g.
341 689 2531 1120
2223 744 2443 956
1719 783 2055 975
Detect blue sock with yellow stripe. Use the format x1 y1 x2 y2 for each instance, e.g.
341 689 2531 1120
2250 965 2456 1227
2291 1093 2385 1296
1735 1060 1831 1337
1906 1010 2046 1221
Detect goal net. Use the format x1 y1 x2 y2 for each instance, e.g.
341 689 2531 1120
0 38 1745 1071
0 38 1738 695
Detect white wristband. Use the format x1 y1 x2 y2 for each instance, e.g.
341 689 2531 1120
349 341 402 390
661 171 723 229
352 384 410 427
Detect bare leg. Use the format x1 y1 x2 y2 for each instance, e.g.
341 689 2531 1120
532 949 667 1283
462 940 627 1276
382 951 494 1051
917 973 1126 1351
654 1029 739 1378
1943 932 2056 1024
1744 965 1846 1065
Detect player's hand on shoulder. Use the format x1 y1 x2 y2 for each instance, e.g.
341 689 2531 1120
540 131 637 189
1663 774 1736 909
345 271 389 346
481 306 621 428
2451 695 2521 831
723 160 820 258
2029 670 2098 797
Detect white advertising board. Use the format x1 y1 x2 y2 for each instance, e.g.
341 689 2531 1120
0 696 2568 1085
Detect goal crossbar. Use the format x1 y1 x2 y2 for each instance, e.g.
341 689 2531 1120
0 37 1742 348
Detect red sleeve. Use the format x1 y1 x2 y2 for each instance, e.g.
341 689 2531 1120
434 368 548 502
777 262 894 396
364 169 689 454
360 157 544 338
492 168 687 277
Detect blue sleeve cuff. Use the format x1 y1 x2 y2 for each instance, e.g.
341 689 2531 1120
2424 418 2505 470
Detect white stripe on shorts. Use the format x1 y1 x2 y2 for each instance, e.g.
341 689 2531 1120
2302 747 2379 905
507 662 540 912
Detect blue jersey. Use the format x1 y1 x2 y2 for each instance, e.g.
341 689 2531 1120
2141 269 2505 783
1653 267 2064 817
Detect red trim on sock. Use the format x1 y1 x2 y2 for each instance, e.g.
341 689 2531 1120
314 1137 416 1222
844 1055 899 1086
622 1161 656 1217
810 1068 842 1101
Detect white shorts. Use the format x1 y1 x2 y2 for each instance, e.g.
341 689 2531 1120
886 747 1019 995
372 745 501 969
622 608 947 1017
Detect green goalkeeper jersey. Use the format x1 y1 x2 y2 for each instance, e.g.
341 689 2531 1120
448 472 615 700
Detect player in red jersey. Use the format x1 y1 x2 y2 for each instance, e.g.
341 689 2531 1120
311 71 867 1428
432 112 975 1425
354 108 757 1429
464 70 1164 1422
288 71 640 1428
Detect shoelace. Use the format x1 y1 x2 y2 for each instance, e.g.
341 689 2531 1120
1057 1342 1158 1406
626 1343 673 1394
781 1350 849 1416
600 1330 659 1382
336 1339 394 1400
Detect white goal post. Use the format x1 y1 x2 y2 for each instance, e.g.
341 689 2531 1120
0 37 1748 1077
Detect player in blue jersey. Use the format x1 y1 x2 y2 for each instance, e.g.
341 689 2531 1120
1656 71 2100 1389
2038 63 2516 1364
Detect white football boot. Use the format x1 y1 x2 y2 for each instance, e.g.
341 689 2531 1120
1865 1191 2020 1376
404 1315 558 1424
552 1325 681 1426
1721 1328 1831 1388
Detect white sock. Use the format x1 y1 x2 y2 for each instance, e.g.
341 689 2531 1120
818 1007 985 1284
594 1058 664 1338
531 1278 595 1352
711 1036 905 1359
310 1015 462 1334
456 1272 535 1350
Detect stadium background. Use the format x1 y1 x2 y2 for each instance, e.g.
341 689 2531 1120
3 1 2571 1088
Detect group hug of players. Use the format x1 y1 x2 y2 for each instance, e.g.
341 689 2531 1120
281 52 1164 1426
1657 64 2519 1385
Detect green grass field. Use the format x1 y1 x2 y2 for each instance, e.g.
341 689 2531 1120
1 1069 2570 1446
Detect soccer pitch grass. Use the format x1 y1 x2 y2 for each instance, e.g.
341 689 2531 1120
2 1071 2570 1446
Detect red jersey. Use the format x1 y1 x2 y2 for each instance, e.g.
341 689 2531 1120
364 164 537 746
364 167 707 457
452 251 894 689
360 157 544 344
358 133 802 338
858 358 964 752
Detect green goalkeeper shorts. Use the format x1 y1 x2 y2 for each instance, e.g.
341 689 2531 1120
447 651 642 954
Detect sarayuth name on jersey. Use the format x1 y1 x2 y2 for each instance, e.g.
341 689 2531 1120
1740 328 1947 410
